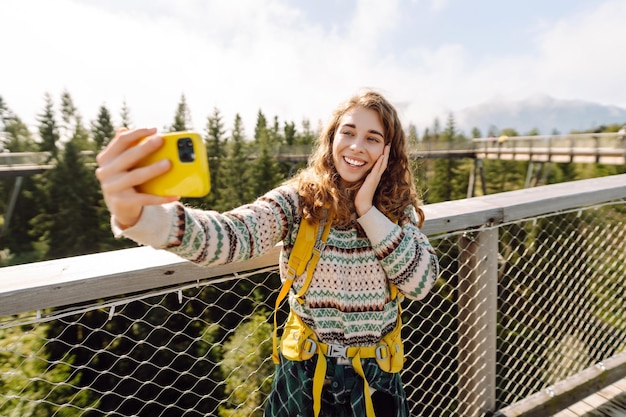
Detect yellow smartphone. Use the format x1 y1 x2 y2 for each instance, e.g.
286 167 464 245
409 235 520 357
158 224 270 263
135 131 211 197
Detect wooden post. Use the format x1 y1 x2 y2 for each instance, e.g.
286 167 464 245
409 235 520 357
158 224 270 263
458 228 498 417
467 159 478 198
1 176 23 237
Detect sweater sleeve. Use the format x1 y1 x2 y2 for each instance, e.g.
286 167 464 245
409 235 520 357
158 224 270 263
111 202 183 248
113 185 299 267
358 205 439 301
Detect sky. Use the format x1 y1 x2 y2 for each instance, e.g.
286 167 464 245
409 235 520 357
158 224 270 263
1 0 625 137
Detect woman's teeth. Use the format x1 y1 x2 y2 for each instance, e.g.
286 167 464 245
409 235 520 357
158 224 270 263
345 157 365 167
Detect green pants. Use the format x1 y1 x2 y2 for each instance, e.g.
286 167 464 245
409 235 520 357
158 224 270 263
264 353 410 417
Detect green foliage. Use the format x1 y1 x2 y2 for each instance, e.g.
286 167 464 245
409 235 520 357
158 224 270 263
59 89 78 143
218 312 274 417
295 118 317 145
0 321 99 416
221 114 254 210
253 110 267 144
170 93 193 132
284 121 296 146
426 114 471 203
37 93 60 159
0 100 40 256
119 100 132 129
0 99 37 152
268 116 283 146
91 104 115 150
248 127 284 199
482 159 527 194
407 123 419 148
0 176 41 257
30 139 105 259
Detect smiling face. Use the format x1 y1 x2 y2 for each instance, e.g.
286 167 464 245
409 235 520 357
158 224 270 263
331 106 386 187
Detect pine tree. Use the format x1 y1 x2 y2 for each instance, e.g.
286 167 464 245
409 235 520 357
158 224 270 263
193 108 227 210
268 115 283 146
427 114 469 202
60 89 77 143
0 97 37 152
70 114 92 151
37 93 60 160
170 94 192 132
0 96 8 151
483 128 527 193
296 118 317 145
253 110 267 144
31 137 104 260
221 114 251 210
0 99 40 261
405 123 425 199
248 124 283 199
284 121 296 146
120 100 132 129
407 123 419 148
432 117 441 143
91 104 115 150
58 91 93 151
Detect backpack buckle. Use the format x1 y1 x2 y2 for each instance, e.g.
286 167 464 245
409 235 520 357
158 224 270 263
376 345 389 361
304 338 318 355
286 265 297 279
312 239 326 257
326 343 348 358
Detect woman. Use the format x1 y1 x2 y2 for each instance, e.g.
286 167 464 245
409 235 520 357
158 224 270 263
96 89 439 416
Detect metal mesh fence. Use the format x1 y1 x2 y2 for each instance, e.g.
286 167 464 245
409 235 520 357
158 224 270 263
1 201 625 416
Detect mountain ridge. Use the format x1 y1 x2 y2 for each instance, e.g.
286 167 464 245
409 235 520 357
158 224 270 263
455 94 626 136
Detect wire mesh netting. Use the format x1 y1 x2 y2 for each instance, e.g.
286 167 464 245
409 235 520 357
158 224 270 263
1 201 625 416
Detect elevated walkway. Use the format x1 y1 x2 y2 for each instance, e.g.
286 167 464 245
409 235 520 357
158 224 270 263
558 376 626 416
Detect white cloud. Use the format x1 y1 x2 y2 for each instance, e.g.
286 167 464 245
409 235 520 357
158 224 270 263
409 0 450 13
532 0 626 104
453 0 626 111
1 0 625 139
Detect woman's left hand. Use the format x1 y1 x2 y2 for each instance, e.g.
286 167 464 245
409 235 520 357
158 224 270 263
355 144 390 217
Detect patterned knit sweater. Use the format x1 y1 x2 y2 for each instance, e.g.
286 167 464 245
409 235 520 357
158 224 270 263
114 184 439 347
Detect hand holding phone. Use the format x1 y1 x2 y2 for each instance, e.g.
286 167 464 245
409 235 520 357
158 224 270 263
134 131 210 197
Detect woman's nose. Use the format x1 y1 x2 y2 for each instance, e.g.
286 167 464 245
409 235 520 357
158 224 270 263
350 137 364 150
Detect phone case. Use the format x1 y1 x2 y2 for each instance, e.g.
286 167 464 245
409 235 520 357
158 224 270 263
135 131 211 197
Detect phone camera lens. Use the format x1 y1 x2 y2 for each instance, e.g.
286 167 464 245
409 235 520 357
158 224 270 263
177 137 196 163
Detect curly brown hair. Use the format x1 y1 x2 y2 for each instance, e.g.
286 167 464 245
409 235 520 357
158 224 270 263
286 89 424 228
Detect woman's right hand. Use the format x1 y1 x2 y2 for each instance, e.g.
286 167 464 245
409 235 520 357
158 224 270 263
95 127 179 229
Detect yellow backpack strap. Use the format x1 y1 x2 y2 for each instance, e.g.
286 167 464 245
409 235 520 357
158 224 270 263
272 218 330 364
294 219 331 303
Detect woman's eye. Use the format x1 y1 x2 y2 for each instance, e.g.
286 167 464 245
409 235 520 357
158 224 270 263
368 136 381 142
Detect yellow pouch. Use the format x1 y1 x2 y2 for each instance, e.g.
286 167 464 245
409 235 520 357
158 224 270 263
375 315 404 373
280 311 318 361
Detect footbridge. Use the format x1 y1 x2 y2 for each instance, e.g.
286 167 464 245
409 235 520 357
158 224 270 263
276 132 626 165
0 132 624 179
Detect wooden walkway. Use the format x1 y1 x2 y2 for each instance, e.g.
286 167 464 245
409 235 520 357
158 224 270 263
1 132 624 178
555 377 626 416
